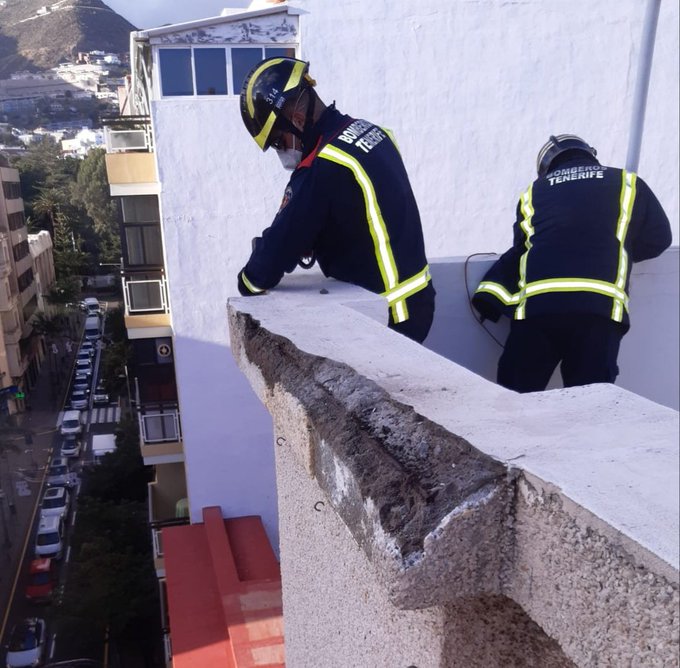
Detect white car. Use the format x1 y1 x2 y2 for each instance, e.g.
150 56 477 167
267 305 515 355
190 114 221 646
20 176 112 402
35 516 65 559
46 457 76 488
5 617 47 668
75 358 93 376
60 435 82 458
70 389 89 410
60 409 82 436
40 487 70 520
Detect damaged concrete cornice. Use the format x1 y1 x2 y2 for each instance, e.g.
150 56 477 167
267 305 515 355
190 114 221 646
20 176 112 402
230 306 517 608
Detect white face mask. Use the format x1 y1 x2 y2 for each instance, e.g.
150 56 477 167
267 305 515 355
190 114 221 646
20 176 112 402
276 148 302 171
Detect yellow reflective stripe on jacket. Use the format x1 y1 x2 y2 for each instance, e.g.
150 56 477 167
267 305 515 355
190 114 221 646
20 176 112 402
318 144 402 312
241 271 265 294
382 266 430 304
611 170 637 322
477 277 629 314
475 281 520 305
522 278 629 306
515 185 535 320
382 265 431 322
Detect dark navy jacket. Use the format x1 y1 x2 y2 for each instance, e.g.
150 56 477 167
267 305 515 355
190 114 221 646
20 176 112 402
472 156 672 329
238 106 432 325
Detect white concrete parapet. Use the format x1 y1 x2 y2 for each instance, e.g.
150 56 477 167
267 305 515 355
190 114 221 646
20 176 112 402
229 271 679 667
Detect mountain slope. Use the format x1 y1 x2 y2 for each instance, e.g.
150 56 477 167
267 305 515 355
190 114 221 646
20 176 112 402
0 0 136 78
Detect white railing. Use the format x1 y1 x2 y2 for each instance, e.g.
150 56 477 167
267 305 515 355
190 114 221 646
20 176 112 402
104 123 153 153
139 409 181 444
123 276 169 315
152 526 164 558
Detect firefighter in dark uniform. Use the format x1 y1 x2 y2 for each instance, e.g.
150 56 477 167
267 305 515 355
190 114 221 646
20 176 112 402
237 57 435 343
472 134 672 393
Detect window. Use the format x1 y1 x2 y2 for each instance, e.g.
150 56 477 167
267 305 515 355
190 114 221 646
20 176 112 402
17 268 34 292
158 46 296 98
195 48 227 95
12 240 29 262
120 196 163 267
2 181 22 199
159 49 193 97
121 195 160 223
8 211 25 231
125 226 163 266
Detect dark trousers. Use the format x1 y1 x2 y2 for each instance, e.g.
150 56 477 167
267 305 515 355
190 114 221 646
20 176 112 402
497 313 626 393
388 282 436 343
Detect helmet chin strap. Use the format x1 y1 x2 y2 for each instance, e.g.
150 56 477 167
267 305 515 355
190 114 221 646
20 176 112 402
277 87 316 148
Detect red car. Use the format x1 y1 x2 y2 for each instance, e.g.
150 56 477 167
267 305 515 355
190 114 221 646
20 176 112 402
25 558 56 603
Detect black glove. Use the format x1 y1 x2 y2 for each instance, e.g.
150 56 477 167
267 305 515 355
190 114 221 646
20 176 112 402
471 294 502 323
237 269 265 297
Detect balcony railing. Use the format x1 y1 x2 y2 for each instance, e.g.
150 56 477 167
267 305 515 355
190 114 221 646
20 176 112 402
123 272 169 315
139 405 181 444
103 115 153 153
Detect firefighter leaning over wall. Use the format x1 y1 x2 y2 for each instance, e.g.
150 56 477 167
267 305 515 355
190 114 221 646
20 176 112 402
237 57 435 344
472 134 672 393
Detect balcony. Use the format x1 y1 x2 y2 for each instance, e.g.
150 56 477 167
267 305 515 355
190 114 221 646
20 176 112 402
103 117 157 195
138 403 183 465
148 462 188 576
123 271 171 335
0 233 10 278
2 311 21 345
104 116 154 153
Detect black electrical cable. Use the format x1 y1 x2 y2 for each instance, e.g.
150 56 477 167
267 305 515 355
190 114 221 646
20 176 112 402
463 252 506 349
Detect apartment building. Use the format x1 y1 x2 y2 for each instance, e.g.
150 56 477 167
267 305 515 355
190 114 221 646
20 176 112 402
0 156 52 414
28 230 56 317
103 1 677 663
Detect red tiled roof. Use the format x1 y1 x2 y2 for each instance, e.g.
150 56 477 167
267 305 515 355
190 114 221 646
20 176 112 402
164 507 284 667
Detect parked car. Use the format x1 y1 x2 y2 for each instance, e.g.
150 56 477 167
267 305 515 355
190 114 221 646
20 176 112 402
81 297 100 316
35 516 65 559
92 384 109 406
5 617 47 668
73 370 91 384
70 389 89 410
60 410 82 436
25 558 56 603
60 435 81 458
46 457 75 488
72 380 91 395
40 487 70 520
77 348 94 362
75 358 92 376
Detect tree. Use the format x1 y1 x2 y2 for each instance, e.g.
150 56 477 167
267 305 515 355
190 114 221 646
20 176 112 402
80 417 150 503
44 276 81 306
51 211 90 278
71 148 121 264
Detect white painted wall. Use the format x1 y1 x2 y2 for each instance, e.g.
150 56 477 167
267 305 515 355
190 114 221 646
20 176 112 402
148 0 679 549
297 0 679 254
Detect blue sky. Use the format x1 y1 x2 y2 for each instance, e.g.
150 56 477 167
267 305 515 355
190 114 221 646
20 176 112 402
104 0 233 30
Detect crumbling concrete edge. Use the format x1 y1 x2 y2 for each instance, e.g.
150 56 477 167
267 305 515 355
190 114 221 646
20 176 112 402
229 306 679 658
230 308 516 609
